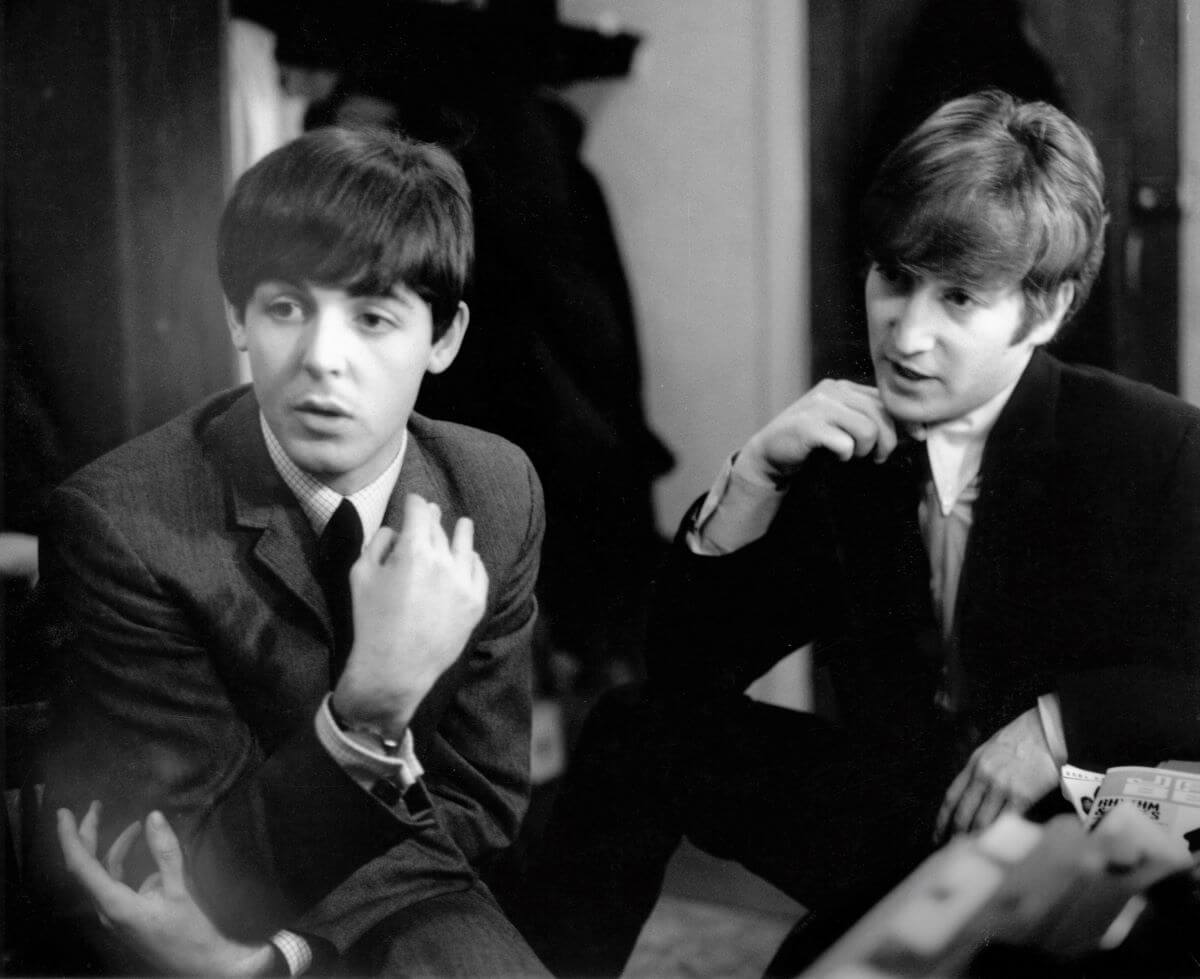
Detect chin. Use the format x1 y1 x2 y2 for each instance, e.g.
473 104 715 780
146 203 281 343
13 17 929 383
282 443 351 479
879 391 939 425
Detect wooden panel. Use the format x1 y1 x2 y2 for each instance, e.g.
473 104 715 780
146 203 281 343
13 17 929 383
3 0 230 477
809 0 929 382
111 0 232 435
4 1 129 469
809 0 1179 392
808 0 862 382
1025 0 1129 377
1127 0 1179 390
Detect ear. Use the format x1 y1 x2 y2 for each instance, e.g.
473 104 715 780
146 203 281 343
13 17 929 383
1025 282 1075 347
427 302 469 375
224 299 248 352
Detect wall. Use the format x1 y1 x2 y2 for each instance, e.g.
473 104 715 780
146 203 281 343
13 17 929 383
560 0 808 533
4 0 230 476
1183 0 1200 403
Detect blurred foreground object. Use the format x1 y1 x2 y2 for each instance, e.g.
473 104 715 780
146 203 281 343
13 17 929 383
804 808 1193 978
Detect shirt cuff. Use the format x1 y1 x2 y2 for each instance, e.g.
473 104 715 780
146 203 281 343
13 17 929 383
1037 693 1069 766
314 694 423 792
269 931 312 976
688 452 787 556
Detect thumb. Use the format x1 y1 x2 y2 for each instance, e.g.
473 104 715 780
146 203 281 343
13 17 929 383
144 811 186 897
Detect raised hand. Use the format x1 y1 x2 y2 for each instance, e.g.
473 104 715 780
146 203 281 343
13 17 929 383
57 802 274 976
736 380 899 487
332 493 489 739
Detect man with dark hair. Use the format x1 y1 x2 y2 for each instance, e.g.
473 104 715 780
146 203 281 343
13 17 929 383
509 90 1200 976
34 127 548 977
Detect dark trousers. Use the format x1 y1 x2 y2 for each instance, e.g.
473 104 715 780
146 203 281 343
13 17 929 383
507 684 940 978
355 884 552 978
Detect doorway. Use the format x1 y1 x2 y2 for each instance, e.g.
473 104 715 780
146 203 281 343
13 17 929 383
809 0 1180 393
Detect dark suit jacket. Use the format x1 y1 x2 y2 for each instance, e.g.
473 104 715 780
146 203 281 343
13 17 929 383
34 386 544 953
651 351 1200 782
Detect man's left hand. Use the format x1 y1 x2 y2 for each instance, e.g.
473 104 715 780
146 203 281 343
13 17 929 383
935 707 1060 841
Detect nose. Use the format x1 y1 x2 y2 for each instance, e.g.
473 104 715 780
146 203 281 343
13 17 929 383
889 284 938 356
300 307 350 377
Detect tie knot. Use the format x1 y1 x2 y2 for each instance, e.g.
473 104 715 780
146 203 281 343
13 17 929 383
890 434 929 476
319 499 363 565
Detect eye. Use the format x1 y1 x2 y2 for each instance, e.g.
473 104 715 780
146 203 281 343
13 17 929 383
265 296 306 322
357 310 399 333
943 287 978 310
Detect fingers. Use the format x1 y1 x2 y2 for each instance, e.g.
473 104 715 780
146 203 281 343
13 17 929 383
800 382 898 463
105 820 143 882
450 515 474 560
371 496 485 594
56 808 137 919
144 811 187 899
397 494 449 549
362 526 397 566
937 767 1025 842
427 503 449 550
969 787 1010 834
830 386 898 462
400 493 433 541
471 552 488 592
936 767 970 841
78 799 102 857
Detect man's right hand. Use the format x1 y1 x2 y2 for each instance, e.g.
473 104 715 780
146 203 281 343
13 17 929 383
332 493 488 740
736 380 899 486
57 803 274 977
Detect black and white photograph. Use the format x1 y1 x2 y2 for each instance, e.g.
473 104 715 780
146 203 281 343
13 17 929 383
4 2 1200 976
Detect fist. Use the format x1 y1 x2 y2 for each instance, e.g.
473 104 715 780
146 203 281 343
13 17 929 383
334 494 488 737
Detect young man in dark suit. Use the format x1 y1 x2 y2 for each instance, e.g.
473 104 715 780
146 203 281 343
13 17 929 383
35 127 548 976
511 90 1200 976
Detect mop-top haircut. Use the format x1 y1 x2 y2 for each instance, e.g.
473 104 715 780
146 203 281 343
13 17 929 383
218 127 473 338
862 89 1108 337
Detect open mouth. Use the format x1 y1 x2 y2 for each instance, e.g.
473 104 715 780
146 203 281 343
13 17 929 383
295 399 351 420
888 360 933 383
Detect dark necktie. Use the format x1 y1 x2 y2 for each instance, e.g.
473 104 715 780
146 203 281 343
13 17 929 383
889 431 930 492
317 499 363 684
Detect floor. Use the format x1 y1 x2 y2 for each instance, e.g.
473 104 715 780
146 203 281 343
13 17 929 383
625 840 805 979
530 693 807 979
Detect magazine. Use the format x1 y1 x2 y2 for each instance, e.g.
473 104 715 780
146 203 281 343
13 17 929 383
1063 764 1200 843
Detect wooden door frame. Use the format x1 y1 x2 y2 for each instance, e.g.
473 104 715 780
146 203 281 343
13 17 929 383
1182 0 1200 403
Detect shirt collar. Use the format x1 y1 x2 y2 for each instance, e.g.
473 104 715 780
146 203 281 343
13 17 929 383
259 413 406 542
907 355 1029 516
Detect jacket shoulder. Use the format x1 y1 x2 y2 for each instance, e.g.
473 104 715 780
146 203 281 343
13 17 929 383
1057 361 1200 432
1059 361 1199 422
51 388 250 516
1054 361 1200 475
407 414 544 528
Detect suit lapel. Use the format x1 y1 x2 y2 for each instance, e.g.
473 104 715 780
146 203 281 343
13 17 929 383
382 426 444 530
205 392 331 641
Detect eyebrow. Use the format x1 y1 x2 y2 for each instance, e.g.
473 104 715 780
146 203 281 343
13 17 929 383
381 289 417 309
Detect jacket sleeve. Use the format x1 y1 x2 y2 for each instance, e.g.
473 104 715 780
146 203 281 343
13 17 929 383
416 457 543 870
35 466 543 952
647 476 835 710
